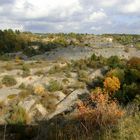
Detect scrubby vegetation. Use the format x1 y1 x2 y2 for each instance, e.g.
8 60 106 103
1 75 17 87
0 31 140 140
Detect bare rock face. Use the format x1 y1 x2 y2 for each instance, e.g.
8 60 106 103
18 97 36 113
51 91 66 103
46 88 89 120
35 104 47 117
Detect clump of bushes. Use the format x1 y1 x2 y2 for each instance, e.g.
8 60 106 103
77 90 124 128
107 56 122 68
2 75 17 87
106 68 125 83
127 57 140 70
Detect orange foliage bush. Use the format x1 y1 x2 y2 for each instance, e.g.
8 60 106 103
77 88 124 128
104 76 120 93
127 57 140 70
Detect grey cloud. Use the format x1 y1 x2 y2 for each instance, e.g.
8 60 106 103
0 0 15 5
0 0 140 34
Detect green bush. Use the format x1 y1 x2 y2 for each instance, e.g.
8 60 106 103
90 53 97 61
107 56 121 68
125 68 140 83
48 80 63 92
106 68 125 83
115 83 139 104
2 75 17 87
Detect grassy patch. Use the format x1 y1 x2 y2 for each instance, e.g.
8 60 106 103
2 75 17 87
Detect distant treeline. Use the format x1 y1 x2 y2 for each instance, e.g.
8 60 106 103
0 29 39 56
0 29 140 57
0 29 84 57
103 34 140 45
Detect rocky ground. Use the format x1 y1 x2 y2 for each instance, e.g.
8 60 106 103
0 41 140 125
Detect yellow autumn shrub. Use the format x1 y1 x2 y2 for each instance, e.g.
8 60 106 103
104 76 120 93
34 84 45 95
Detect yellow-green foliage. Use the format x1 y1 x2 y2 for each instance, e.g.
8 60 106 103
7 94 17 99
48 80 62 92
106 68 125 82
6 106 28 125
18 90 30 99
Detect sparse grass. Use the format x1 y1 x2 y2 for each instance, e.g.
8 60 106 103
0 82 2 89
34 70 45 76
19 84 34 99
78 70 91 83
18 83 26 89
68 81 85 89
2 62 13 70
124 47 129 53
21 64 31 77
48 80 63 92
1 75 17 87
6 105 29 125
40 94 57 112
7 94 18 100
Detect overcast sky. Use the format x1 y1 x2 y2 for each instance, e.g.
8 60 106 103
0 0 140 34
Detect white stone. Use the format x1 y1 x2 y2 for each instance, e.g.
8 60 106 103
18 98 36 112
35 104 47 116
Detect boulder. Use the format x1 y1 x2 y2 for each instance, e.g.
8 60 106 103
52 91 66 102
18 97 36 112
47 89 89 120
35 104 47 116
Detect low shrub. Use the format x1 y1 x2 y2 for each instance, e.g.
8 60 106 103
107 56 121 68
48 80 63 92
21 64 30 77
19 83 26 89
76 88 124 129
127 57 140 70
34 84 45 95
106 68 125 83
104 76 120 93
6 106 29 125
2 75 17 87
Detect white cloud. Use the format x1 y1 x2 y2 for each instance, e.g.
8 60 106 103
88 10 107 22
120 0 140 13
99 0 118 7
0 0 140 34
91 26 102 31
13 0 82 19
0 19 24 30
